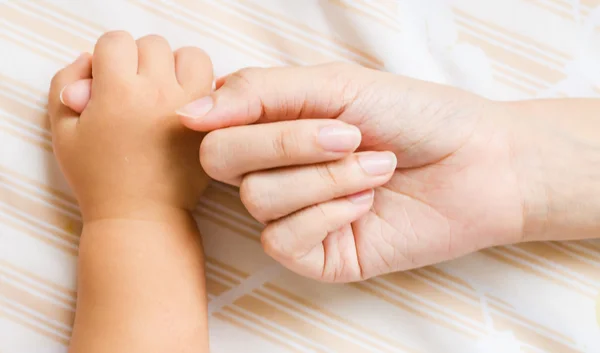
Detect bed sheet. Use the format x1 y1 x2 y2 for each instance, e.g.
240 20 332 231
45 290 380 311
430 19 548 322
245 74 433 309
1 0 600 352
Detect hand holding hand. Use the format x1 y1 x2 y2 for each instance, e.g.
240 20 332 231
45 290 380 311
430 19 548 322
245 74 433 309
61 62 591 283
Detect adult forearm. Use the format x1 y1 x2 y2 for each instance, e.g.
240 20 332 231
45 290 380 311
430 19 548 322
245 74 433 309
506 98 600 242
68 213 209 353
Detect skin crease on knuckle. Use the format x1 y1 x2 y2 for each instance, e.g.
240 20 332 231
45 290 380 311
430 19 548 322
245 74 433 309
230 67 256 87
228 67 267 119
325 63 363 117
316 162 342 192
272 128 296 161
229 68 259 99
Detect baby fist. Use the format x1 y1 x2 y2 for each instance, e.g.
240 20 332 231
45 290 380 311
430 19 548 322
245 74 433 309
49 32 213 221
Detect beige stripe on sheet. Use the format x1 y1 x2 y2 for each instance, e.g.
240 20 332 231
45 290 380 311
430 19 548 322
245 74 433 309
206 258 416 352
0 2 93 54
482 248 597 299
524 0 577 20
0 309 70 346
19 1 105 37
228 1 384 69
129 0 284 66
527 0 598 19
451 6 576 96
328 0 402 32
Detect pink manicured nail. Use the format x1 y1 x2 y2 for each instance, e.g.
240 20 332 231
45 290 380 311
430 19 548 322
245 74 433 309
347 189 374 204
176 96 214 119
358 152 397 176
317 124 361 152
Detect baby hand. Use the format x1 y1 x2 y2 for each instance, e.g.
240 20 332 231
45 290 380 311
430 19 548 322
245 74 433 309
48 32 213 222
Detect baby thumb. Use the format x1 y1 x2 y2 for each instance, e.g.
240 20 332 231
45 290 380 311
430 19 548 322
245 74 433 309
60 78 92 114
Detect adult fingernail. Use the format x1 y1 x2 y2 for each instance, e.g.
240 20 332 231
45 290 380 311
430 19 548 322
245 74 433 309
176 96 213 119
317 124 361 152
358 152 397 176
347 189 374 204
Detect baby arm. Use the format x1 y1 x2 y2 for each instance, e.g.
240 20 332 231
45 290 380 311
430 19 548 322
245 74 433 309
48 32 213 353
72 214 207 353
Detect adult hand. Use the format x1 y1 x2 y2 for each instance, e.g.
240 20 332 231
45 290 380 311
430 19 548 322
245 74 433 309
176 63 531 282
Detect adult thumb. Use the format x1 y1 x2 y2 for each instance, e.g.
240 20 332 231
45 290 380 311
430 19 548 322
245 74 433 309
60 78 92 114
177 63 365 132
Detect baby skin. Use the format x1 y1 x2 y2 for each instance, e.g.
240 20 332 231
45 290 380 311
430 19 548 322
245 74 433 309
48 31 212 353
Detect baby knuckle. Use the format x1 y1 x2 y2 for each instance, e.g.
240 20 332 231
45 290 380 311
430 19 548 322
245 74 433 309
137 34 169 47
98 30 134 44
139 33 164 42
176 46 206 57
108 78 137 101
146 85 174 107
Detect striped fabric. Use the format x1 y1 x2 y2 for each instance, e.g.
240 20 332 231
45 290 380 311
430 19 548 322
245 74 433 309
1 0 599 352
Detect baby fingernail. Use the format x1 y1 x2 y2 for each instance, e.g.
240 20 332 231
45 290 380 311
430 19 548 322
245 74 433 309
318 124 361 152
59 85 67 105
347 189 374 204
176 96 213 119
358 152 397 176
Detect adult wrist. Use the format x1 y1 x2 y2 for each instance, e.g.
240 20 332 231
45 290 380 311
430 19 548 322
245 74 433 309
503 99 600 242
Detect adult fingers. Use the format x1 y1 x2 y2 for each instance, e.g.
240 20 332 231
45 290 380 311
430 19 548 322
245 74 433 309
178 62 368 131
261 189 374 280
48 53 92 128
200 119 361 185
240 151 397 223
